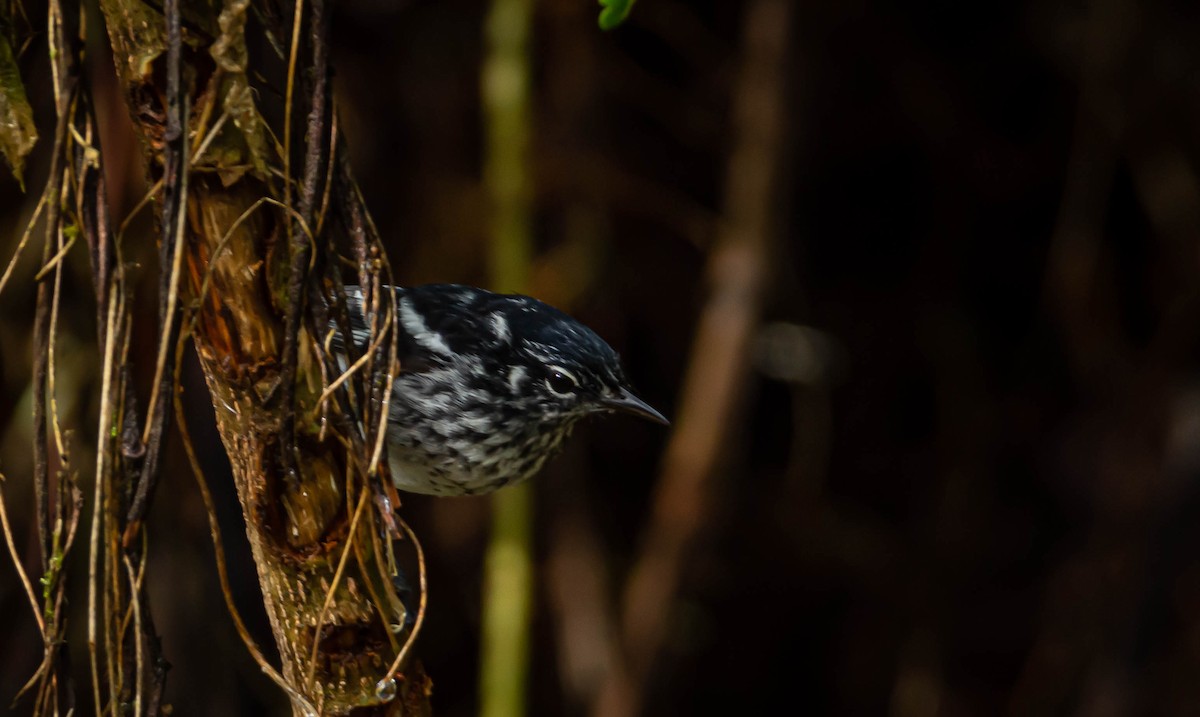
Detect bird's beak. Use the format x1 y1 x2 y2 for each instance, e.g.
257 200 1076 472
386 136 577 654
602 387 670 426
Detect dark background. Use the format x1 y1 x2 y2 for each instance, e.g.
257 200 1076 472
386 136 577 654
5 0 1200 714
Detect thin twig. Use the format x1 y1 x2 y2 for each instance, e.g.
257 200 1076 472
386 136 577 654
122 554 144 717
0 189 48 298
339 165 402 540
282 0 304 220
88 282 120 717
277 242 309 486
190 109 231 165
125 0 189 539
311 307 393 418
74 101 115 333
314 110 338 237
114 178 164 251
357 493 404 652
46 212 68 460
33 230 77 281
279 0 331 482
299 0 331 221
380 516 428 688
32 77 75 575
0 475 46 636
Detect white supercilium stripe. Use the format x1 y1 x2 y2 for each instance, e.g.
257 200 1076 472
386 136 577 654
399 296 452 355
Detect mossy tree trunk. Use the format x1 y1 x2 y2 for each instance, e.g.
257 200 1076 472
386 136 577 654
97 0 430 713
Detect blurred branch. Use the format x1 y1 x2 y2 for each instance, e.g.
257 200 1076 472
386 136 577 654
594 1 791 714
1012 0 1200 712
1040 0 1132 386
1021 2 1134 710
546 478 619 707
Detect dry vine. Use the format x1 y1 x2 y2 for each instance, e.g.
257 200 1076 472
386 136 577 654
0 0 432 714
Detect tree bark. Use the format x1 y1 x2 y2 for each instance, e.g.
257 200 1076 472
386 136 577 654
97 1 430 713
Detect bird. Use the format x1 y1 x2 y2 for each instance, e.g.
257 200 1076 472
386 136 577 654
335 284 668 496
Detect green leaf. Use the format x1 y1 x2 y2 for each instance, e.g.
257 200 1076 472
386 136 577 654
597 0 636 30
0 32 38 189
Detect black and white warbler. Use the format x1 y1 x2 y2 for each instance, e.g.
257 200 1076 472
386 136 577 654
338 284 668 496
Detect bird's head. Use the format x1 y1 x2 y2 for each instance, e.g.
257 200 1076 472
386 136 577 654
389 284 668 430
482 295 668 428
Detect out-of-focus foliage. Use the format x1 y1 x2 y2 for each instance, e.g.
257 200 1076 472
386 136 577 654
597 0 635 30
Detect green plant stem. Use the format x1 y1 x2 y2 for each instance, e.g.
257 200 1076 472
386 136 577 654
482 0 532 295
480 0 535 714
481 482 534 717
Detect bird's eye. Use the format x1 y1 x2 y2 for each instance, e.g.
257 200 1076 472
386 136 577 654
545 366 579 396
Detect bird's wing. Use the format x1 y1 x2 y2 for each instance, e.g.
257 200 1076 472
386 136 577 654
332 284 510 375
328 286 433 374
395 284 520 356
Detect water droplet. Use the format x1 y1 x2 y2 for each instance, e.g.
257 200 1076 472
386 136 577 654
375 677 397 702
